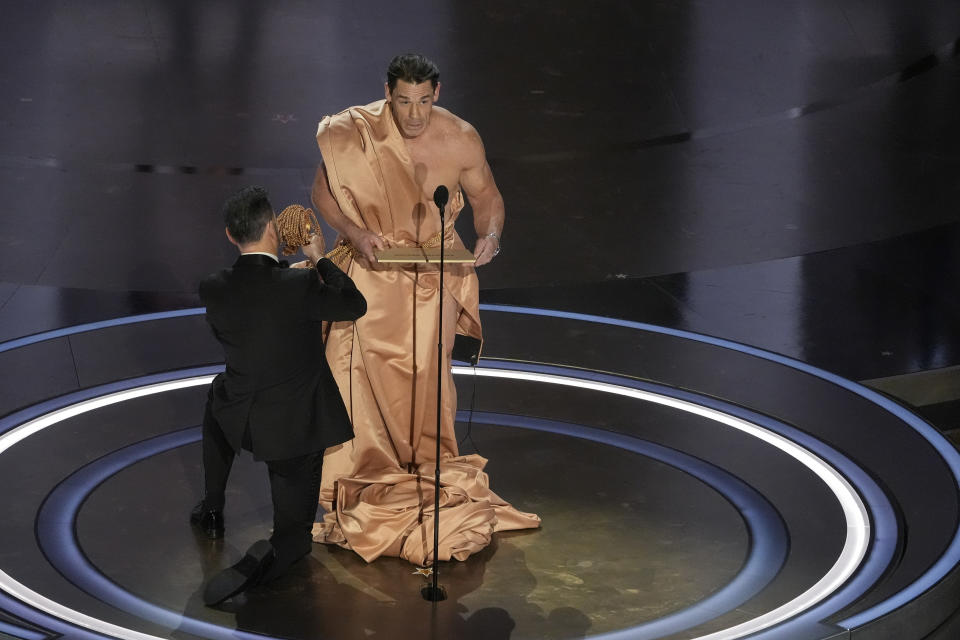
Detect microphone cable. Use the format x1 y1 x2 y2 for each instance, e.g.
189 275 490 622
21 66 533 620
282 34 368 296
458 360 481 455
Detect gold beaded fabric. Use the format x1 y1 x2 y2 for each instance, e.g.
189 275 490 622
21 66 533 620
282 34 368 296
276 204 324 256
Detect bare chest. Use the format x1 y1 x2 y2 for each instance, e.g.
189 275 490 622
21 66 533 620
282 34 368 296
404 138 462 201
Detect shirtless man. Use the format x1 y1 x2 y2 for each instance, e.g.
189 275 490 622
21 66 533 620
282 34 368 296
311 53 503 267
307 54 538 565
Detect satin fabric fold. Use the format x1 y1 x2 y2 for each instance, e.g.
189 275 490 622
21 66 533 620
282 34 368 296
313 100 540 563
317 455 537 564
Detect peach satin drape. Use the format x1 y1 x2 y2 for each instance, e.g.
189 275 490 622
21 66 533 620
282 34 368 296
312 100 540 565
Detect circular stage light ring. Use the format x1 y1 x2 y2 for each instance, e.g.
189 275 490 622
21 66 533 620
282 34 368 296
0 302 938 634
1 363 871 640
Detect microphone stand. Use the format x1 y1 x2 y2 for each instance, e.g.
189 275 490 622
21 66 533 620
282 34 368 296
422 188 448 602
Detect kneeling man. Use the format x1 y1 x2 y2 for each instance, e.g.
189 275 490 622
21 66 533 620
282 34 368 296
194 185 366 605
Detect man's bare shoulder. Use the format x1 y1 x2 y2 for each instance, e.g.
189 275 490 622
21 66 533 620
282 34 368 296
431 107 484 156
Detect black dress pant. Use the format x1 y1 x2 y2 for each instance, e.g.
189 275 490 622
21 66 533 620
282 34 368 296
201 401 322 580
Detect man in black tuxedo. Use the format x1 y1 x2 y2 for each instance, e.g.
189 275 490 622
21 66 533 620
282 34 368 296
193 185 366 606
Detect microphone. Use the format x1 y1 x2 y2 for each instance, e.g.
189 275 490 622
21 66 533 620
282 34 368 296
433 185 449 211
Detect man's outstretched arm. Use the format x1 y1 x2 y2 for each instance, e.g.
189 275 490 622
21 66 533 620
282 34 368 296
311 161 387 263
459 128 504 267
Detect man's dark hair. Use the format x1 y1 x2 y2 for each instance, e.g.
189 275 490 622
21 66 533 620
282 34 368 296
222 186 273 245
386 54 440 91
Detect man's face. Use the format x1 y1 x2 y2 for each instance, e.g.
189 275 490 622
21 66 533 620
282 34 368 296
385 79 440 138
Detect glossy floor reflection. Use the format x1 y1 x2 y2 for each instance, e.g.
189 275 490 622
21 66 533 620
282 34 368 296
74 421 745 640
0 308 956 640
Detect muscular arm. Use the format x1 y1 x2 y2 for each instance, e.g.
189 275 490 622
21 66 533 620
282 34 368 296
458 127 504 267
310 161 386 262
311 162 358 239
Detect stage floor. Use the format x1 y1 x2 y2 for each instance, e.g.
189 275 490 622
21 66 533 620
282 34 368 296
1 304 959 640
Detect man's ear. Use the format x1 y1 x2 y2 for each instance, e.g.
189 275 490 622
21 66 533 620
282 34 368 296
384 82 391 102
225 227 240 247
433 82 441 102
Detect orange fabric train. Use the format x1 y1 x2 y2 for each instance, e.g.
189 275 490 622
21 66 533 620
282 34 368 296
312 99 540 565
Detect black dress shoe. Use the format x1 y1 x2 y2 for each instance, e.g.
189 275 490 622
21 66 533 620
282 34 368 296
190 501 224 539
203 539 276 606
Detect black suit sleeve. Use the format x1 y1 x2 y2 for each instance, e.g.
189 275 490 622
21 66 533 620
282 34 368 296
198 276 221 340
306 258 367 321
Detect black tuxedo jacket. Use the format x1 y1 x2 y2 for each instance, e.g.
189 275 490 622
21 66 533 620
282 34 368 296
199 254 366 461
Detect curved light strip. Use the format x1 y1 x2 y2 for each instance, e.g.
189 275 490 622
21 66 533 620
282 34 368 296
0 616 47 640
36 428 291 640
0 309 204 355
0 375 214 640
480 303 960 627
455 366 870 640
0 376 211 458
474 359 897 639
0 367 867 640
34 414 785 640
0 571 159 640
0 303 935 627
461 411 789 640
